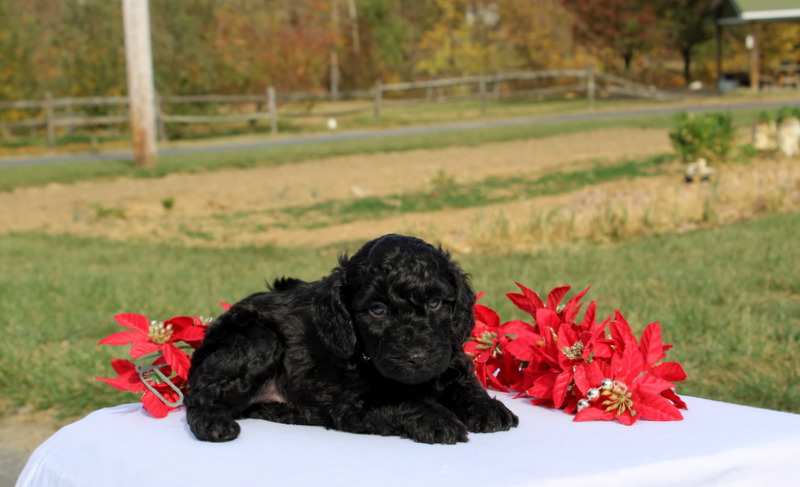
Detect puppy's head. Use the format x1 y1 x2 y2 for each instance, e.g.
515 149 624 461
315 234 475 385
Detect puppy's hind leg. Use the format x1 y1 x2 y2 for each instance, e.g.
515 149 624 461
186 309 284 442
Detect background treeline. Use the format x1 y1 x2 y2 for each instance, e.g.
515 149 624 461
1 0 799 102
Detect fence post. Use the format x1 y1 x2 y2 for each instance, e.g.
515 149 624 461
65 105 74 137
373 80 382 125
45 91 56 150
155 93 168 142
586 64 595 110
268 86 277 135
479 73 487 116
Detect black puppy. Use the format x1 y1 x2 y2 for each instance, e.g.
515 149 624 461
186 234 518 444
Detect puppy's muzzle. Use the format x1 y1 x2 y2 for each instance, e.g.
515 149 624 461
405 349 429 368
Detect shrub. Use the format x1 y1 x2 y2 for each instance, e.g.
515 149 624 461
669 112 735 163
776 106 800 123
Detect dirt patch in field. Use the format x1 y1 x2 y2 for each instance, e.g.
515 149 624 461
2 126 799 254
0 127 673 246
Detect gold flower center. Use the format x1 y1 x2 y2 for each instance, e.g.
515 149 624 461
561 340 584 360
602 380 636 416
148 321 173 344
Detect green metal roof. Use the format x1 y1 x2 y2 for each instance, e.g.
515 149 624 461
716 0 800 24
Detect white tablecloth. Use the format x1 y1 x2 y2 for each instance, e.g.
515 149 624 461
16 394 800 487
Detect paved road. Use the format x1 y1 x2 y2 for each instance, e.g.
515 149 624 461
2 99 799 169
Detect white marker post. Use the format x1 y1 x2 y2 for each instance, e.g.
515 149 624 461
123 0 158 167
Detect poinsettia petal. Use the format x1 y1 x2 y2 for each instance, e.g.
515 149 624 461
639 321 666 367
95 359 146 392
472 362 488 388
485 372 510 393
527 340 560 369
528 372 556 399
564 303 582 326
109 358 137 376
574 406 612 422
500 319 537 337
617 411 638 426
474 304 500 329
652 362 688 383
565 287 590 310
114 313 151 332
552 371 573 409
142 390 172 418
162 344 192 379
165 316 194 328
636 393 684 421
98 331 141 346
535 308 562 335
506 293 537 316
219 302 231 311
130 342 159 359
174 325 207 343
582 301 597 328
546 286 571 310
556 324 580 369
661 388 689 410
475 291 484 302
573 360 605 396
610 311 637 352
517 282 545 310
635 372 677 397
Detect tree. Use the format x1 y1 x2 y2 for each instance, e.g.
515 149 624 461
564 0 658 74
657 0 714 85
497 0 574 71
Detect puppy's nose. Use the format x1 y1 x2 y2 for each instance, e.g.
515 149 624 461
406 350 429 368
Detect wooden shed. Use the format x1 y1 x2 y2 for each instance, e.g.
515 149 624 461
713 0 800 90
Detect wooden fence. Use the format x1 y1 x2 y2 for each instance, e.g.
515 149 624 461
0 66 677 150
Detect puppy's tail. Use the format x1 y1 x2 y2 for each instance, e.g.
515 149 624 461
268 277 306 292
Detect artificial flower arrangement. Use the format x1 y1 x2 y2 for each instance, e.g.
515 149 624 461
97 285 687 424
465 284 687 424
95 303 229 418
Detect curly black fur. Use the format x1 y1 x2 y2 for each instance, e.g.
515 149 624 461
186 234 518 444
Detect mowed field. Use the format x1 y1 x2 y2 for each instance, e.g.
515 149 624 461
1 125 799 461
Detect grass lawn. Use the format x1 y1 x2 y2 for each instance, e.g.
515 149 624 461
1 211 798 419
0 104 781 193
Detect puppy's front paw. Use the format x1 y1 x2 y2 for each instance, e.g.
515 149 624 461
403 408 468 444
188 409 241 442
458 397 519 433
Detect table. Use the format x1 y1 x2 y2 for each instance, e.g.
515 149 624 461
16 394 800 487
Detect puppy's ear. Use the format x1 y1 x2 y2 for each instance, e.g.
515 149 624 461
311 264 357 359
446 254 477 346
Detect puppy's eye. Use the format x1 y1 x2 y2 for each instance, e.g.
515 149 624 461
368 304 388 318
427 298 442 311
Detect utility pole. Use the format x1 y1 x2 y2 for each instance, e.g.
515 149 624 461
123 0 158 167
330 0 341 101
347 0 361 88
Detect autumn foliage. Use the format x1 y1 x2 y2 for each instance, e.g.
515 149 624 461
3 0 798 107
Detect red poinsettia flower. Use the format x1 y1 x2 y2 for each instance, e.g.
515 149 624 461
95 358 187 418
98 313 205 379
465 295 536 392
506 283 590 326
508 306 603 411
464 284 687 425
167 315 210 349
573 312 686 424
